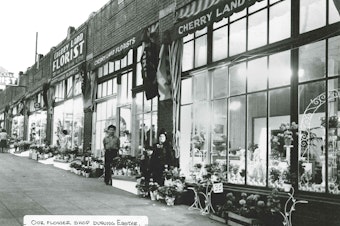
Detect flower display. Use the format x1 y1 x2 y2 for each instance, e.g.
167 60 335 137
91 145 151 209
321 115 339 128
278 122 298 146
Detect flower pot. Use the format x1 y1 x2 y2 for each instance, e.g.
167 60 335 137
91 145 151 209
165 196 175 206
85 172 90 178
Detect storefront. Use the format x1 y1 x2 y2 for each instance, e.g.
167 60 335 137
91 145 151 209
10 103 25 140
169 0 340 197
27 93 47 144
51 27 86 151
91 25 159 157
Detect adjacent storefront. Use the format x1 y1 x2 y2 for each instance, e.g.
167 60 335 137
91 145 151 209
91 25 159 158
27 93 47 144
51 27 86 151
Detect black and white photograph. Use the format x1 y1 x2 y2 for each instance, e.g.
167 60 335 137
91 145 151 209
0 0 340 225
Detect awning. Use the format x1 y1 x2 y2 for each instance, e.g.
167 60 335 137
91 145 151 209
171 0 264 40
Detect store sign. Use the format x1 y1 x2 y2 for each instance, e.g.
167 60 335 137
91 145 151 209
52 28 86 77
213 183 223 193
172 0 263 40
92 29 143 69
0 72 18 86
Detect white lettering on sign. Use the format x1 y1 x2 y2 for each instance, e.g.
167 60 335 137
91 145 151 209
52 32 85 73
216 0 246 17
178 12 213 35
0 72 18 85
93 37 136 67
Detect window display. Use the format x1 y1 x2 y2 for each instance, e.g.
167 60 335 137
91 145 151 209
53 98 84 151
28 111 47 144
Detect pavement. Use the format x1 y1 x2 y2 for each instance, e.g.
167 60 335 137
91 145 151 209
0 152 225 226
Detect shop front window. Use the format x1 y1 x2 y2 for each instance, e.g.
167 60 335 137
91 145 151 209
95 98 117 157
247 92 267 187
181 68 228 179
300 0 326 34
53 98 84 152
268 88 290 189
28 111 47 145
133 92 157 155
228 96 246 184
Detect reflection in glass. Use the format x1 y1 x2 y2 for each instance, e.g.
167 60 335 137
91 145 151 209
194 71 208 101
329 0 340 24
327 78 340 194
300 0 326 33
247 92 267 187
181 78 192 105
213 25 228 62
328 36 340 78
248 9 267 50
195 35 207 67
299 40 326 83
269 88 290 190
298 81 326 193
183 41 194 71
247 57 268 92
228 96 246 184
213 67 228 98
229 62 246 95
230 19 246 56
269 0 291 43
211 99 227 165
269 50 291 88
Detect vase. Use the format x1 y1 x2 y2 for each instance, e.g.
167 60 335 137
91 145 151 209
165 196 175 206
283 183 291 192
85 172 90 178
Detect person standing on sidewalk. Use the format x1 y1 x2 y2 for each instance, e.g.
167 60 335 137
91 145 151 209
103 125 120 185
0 129 8 153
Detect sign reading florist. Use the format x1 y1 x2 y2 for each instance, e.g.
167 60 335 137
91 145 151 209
52 28 86 77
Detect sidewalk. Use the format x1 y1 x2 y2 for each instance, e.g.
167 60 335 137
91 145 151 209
0 152 225 226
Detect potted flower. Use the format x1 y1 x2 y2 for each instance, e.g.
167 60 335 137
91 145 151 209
135 177 149 197
158 185 178 206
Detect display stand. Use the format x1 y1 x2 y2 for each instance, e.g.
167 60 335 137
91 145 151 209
187 187 203 211
199 183 215 215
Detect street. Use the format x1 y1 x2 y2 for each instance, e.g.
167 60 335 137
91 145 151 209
0 153 224 226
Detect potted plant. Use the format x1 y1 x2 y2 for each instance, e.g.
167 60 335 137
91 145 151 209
213 192 236 223
158 185 178 206
135 177 149 197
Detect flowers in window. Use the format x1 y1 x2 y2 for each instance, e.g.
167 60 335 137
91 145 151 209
278 122 298 146
321 115 339 128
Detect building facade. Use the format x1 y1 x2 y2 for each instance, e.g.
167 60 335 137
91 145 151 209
0 0 340 225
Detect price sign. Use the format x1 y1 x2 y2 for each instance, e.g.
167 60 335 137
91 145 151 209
213 183 223 193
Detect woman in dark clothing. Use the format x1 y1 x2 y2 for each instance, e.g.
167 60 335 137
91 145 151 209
150 130 175 185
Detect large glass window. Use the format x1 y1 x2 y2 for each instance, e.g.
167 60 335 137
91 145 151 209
299 40 326 83
180 67 228 179
133 92 158 154
269 0 291 43
300 0 326 34
182 29 208 72
94 98 117 157
53 98 84 151
248 9 267 50
298 35 340 195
